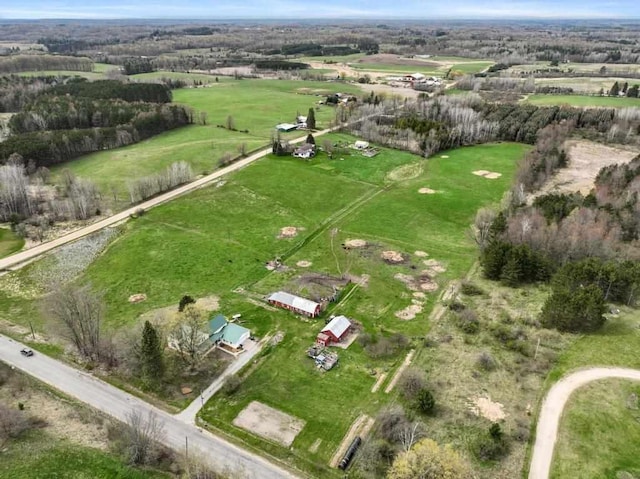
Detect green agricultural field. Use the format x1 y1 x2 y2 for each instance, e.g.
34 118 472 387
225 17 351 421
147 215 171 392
129 71 225 83
1 137 528 476
551 379 640 479
0 432 168 479
17 69 107 80
450 62 494 74
349 62 441 75
49 79 361 201
298 53 366 64
525 94 640 108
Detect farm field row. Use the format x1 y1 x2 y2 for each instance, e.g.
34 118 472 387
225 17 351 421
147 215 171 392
525 94 640 108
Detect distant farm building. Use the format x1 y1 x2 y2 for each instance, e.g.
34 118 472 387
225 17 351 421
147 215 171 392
276 123 298 132
296 115 307 129
403 72 426 82
354 140 369 150
293 143 316 159
268 291 321 317
316 315 352 346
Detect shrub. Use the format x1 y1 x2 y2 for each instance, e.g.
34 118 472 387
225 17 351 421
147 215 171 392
376 405 409 443
398 367 427 400
472 423 510 461
460 280 484 296
222 374 242 396
456 308 480 334
178 295 195 312
416 388 436 415
477 352 497 371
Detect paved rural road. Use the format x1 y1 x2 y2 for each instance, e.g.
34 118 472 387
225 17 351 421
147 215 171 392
0 334 299 479
176 338 263 424
0 128 333 272
528 367 640 479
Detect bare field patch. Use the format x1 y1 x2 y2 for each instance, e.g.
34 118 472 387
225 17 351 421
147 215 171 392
296 260 312 268
279 226 302 238
473 170 502 179
355 53 441 68
387 162 423 181
418 187 437 194
382 250 405 263
469 395 507 422
535 139 639 198
233 401 305 447
344 238 367 248
139 295 219 322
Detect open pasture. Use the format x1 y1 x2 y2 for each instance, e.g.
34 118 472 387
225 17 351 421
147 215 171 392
525 94 640 108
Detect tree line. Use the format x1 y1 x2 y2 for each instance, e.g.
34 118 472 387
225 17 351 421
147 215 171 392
0 55 93 74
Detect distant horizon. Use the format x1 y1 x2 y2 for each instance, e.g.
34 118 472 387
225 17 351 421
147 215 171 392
2 0 639 21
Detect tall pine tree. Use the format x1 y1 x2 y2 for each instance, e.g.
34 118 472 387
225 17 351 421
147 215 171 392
140 321 165 385
306 107 316 130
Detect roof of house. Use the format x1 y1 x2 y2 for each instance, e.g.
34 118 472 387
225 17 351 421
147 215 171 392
295 143 315 153
317 332 330 341
268 291 320 315
322 315 351 339
276 123 298 131
409 73 426 80
209 314 227 334
222 322 251 346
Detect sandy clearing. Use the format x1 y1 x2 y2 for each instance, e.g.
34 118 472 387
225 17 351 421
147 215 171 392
345 239 367 248
382 250 405 263
418 187 436 194
233 401 305 447
533 139 639 199
330 414 374 468
395 304 423 320
469 395 507 422
529 368 640 479
414 250 429 257
296 260 312 268
385 350 415 393
279 226 300 238
473 170 502 179
128 293 147 303
473 170 491 176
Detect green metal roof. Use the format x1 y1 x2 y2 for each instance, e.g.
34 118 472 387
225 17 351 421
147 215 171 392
209 314 227 334
222 323 250 346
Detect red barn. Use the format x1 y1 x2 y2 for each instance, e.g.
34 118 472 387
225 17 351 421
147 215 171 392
267 291 321 317
316 315 351 346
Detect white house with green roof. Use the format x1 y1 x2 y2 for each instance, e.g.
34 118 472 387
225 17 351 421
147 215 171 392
208 314 251 352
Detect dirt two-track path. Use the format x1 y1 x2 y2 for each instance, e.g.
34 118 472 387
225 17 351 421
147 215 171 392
529 367 640 479
0 127 333 272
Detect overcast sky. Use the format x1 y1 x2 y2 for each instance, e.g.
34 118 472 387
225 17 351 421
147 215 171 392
1 0 637 20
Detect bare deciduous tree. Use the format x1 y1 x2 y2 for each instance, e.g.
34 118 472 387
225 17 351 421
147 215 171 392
169 304 208 370
124 410 166 466
471 207 497 250
0 163 32 221
0 403 29 449
44 284 105 361
397 421 425 452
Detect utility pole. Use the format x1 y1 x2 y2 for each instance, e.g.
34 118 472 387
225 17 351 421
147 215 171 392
185 436 189 461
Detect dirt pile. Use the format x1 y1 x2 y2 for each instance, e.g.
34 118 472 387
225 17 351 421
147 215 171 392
345 239 367 248
472 170 502 179
296 260 312 268
128 293 147 303
418 187 436 194
382 250 405 263
279 226 299 238
469 395 507 422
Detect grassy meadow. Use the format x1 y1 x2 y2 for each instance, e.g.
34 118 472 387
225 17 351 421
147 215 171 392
49 79 361 201
0 227 25 258
0 135 528 476
0 433 169 479
551 379 640 479
525 94 640 108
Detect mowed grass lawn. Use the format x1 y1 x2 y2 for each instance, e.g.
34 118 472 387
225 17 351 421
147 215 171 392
49 79 361 200
0 432 168 479
551 379 640 479
525 94 640 108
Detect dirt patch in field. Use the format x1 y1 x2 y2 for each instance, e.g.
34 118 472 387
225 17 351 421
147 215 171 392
423 259 447 274
534 139 639 198
356 53 440 68
382 250 405 264
469 395 507 422
440 155 450 158
371 372 388 393
385 350 415 393
418 187 436 194
414 250 429 257
233 401 305 447
419 279 439 292
344 239 367 248
394 273 419 291
387 162 423 181
139 295 219 322
309 438 322 453
128 293 147 303
473 170 502 179
296 260 312 268
413 291 427 299
279 226 301 238
395 304 423 320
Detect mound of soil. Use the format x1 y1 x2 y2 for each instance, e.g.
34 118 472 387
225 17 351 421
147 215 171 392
296 260 312 268
279 226 299 238
395 304 423 320
423 259 447 273
472 170 490 177
472 170 502 179
469 396 507 422
414 250 429 257
418 188 436 194
345 239 367 248
394 273 418 291
484 172 502 179
419 279 439 292
382 250 405 264
128 293 147 303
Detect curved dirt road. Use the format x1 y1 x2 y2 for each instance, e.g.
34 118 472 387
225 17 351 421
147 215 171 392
0 128 332 272
529 367 640 479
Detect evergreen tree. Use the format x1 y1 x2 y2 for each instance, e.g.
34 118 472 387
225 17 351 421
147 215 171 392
627 85 639 98
416 388 435 415
610 81 620 97
306 133 315 145
481 241 511 280
540 283 606 333
139 321 165 385
500 256 522 287
306 107 316 130
178 295 195 312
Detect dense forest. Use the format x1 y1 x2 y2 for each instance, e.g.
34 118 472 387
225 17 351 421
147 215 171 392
0 79 192 168
0 55 93 74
